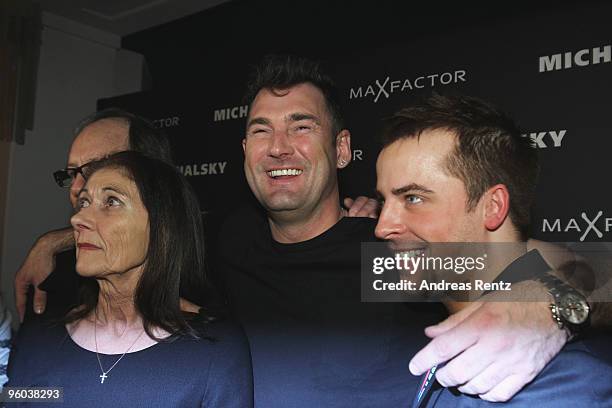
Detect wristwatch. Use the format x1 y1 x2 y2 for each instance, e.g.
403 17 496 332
536 273 590 340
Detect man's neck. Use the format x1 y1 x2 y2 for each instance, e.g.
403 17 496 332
268 198 346 244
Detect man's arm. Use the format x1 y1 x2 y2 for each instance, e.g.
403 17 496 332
410 285 566 402
409 240 611 402
14 227 74 322
530 239 612 329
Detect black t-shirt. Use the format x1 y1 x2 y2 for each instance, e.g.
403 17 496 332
219 207 447 408
8 315 253 407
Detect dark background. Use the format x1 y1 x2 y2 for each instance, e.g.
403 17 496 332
98 0 612 244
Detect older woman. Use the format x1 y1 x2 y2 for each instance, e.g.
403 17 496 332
8 151 253 407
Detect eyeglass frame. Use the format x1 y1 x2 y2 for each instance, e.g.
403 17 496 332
53 159 96 188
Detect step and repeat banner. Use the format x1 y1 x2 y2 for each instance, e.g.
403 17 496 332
98 3 611 244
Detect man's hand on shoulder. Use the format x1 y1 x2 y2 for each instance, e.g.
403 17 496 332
410 294 567 402
15 228 74 322
343 196 379 218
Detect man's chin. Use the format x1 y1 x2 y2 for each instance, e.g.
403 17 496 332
262 198 304 213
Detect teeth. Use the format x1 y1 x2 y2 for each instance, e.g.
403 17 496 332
267 168 303 177
397 249 424 258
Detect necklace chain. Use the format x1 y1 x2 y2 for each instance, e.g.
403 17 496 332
93 309 145 384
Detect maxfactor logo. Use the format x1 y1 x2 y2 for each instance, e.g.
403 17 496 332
153 116 180 128
349 70 467 103
542 211 612 241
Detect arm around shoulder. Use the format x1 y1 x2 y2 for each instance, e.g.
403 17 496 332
15 227 74 321
528 239 612 330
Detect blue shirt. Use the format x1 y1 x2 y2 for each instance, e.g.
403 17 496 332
8 316 253 407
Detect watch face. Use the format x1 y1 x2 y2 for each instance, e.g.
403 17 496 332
559 293 590 324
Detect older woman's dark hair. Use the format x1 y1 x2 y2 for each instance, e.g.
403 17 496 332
66 151 209 340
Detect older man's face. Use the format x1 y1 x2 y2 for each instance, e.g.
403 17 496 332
67 118 129 208
375 129 485 251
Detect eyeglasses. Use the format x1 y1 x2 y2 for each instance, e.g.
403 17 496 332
53 160 95 188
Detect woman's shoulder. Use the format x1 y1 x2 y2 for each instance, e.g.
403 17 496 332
14 316 67 347
157 316 252 389
169 315 253 407
170 313 250 357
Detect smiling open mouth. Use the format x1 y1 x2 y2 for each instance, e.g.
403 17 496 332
267 168 303 178
395 248 426 258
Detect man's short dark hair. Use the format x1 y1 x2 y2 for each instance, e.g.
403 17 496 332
244 54 345 137
382 94 539 240
74 108 173 164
